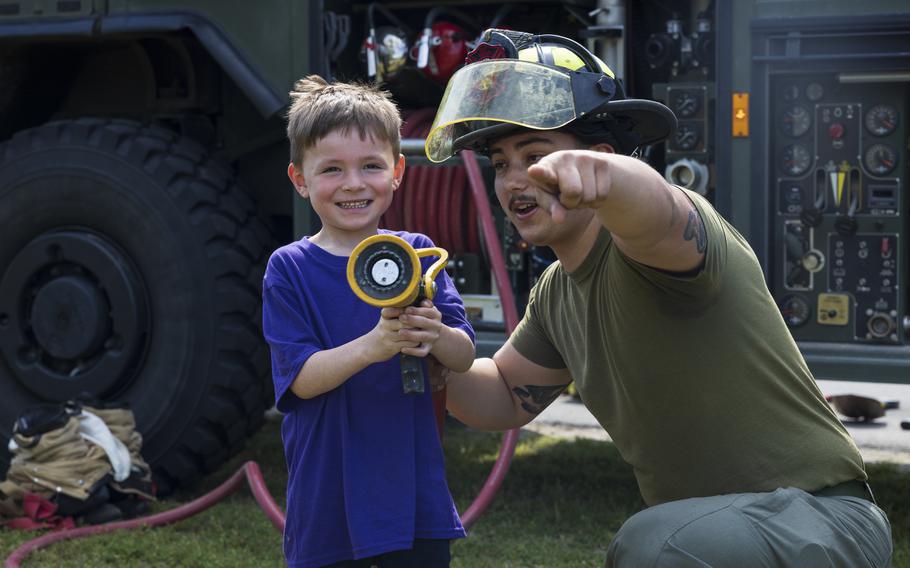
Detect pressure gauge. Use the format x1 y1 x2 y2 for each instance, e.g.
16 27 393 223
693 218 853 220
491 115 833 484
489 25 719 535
782 84 800 101
672 90 700 118
864 143 898 176
780 105 812 137
779 295 811 327
672 123 701 150
780 144 812 176
805 82 824 102
864 105 899 137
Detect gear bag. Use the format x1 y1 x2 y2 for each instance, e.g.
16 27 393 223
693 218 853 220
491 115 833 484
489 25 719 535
0 400 155 526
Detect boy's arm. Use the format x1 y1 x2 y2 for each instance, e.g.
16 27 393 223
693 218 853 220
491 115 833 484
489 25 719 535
529 150 705 273
428 324 475 372
399 299 475 372
290 308 416 399
446 342 572 430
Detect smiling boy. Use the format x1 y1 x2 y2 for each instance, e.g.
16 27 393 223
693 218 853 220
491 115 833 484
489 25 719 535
262 75 474 568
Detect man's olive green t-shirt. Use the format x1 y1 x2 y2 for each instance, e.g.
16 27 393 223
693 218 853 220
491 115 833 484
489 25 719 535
510 189 866 506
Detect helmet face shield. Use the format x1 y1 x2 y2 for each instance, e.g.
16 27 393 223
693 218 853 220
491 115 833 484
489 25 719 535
425 28 677 160
425 60 580 162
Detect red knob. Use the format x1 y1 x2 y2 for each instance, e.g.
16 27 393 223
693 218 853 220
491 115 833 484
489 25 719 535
828 123 845 140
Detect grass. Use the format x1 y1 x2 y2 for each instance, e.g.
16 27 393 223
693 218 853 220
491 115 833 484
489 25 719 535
1 415 908 567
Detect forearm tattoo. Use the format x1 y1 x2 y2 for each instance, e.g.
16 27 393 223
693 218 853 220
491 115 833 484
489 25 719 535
512 383 571 415
683 209 708 253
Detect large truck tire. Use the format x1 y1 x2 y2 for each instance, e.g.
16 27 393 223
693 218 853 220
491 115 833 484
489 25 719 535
0 118 274 493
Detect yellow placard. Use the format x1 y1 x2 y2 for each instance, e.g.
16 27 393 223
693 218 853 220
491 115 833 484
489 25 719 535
817 293 850 326
732 93 749 137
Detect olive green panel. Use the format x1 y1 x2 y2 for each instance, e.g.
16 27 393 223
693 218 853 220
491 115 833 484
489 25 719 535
105 1 318 239
106 0 311 98
728 1 754 235
2 0 94 16
753 0 910 18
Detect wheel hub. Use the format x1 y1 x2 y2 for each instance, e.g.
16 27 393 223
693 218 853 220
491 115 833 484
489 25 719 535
31 274 109 360
0 230 149 400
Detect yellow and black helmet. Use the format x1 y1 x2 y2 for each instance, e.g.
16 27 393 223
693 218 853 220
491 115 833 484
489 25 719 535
425 29 677 162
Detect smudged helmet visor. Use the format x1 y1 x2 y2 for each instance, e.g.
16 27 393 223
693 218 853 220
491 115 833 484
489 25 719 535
425 59 613 163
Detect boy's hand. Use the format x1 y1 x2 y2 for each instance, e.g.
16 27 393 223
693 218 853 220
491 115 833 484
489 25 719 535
365 307 419 362
398 299 443 358
527 150 613 223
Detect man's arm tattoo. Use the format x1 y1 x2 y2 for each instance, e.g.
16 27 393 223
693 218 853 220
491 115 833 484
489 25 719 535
683 209 708 253
512 383 571 415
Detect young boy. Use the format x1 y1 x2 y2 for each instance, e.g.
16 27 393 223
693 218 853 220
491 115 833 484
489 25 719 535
262 75 475 568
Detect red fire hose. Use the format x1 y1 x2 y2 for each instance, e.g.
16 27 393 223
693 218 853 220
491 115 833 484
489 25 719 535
458 148 520 527
6 117 521 566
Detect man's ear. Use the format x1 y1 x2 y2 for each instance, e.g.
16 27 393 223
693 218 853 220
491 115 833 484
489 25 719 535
589 142 616 154
392 154 406 190
287 163 309 198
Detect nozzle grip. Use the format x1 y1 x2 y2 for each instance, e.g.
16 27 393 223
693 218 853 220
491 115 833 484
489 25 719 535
401 355 425 394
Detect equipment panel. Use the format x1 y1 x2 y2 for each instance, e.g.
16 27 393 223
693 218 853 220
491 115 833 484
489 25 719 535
770 74 907 344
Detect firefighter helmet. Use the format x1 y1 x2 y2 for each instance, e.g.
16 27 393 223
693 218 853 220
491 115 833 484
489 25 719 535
419 20 471 84
425 29 677 162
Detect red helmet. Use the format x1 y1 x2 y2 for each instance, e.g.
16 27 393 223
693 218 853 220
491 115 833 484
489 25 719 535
420 21 470 83
414 7 478 84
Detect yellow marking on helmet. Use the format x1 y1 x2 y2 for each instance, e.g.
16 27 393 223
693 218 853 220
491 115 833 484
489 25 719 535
518 45 615 78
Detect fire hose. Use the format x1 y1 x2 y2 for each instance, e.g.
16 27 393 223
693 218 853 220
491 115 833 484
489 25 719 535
5 115 520 566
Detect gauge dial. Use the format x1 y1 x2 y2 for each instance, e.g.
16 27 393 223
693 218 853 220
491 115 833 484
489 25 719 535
780 105 812 137
864 143 898 176
369 257 401 286
780 144 812 176
864 104 899 137
672 123 701 150
779 295 811 327
805 82 824 102
672 91 700 118
782 84 800 101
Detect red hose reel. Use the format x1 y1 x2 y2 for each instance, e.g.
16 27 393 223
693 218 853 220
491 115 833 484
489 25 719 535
384 109 481 257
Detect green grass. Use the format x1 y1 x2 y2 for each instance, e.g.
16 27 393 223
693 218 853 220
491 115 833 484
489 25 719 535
1 417 908 567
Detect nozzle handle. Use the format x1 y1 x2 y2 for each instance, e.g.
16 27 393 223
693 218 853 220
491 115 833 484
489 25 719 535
401 354 425 394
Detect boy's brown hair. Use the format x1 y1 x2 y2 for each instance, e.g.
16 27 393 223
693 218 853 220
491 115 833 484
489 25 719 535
286 75 402 167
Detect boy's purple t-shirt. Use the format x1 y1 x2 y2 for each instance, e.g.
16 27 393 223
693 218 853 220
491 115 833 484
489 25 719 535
262 230 472 568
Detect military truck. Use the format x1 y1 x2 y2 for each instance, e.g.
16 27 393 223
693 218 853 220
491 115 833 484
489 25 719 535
1 0 908 493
